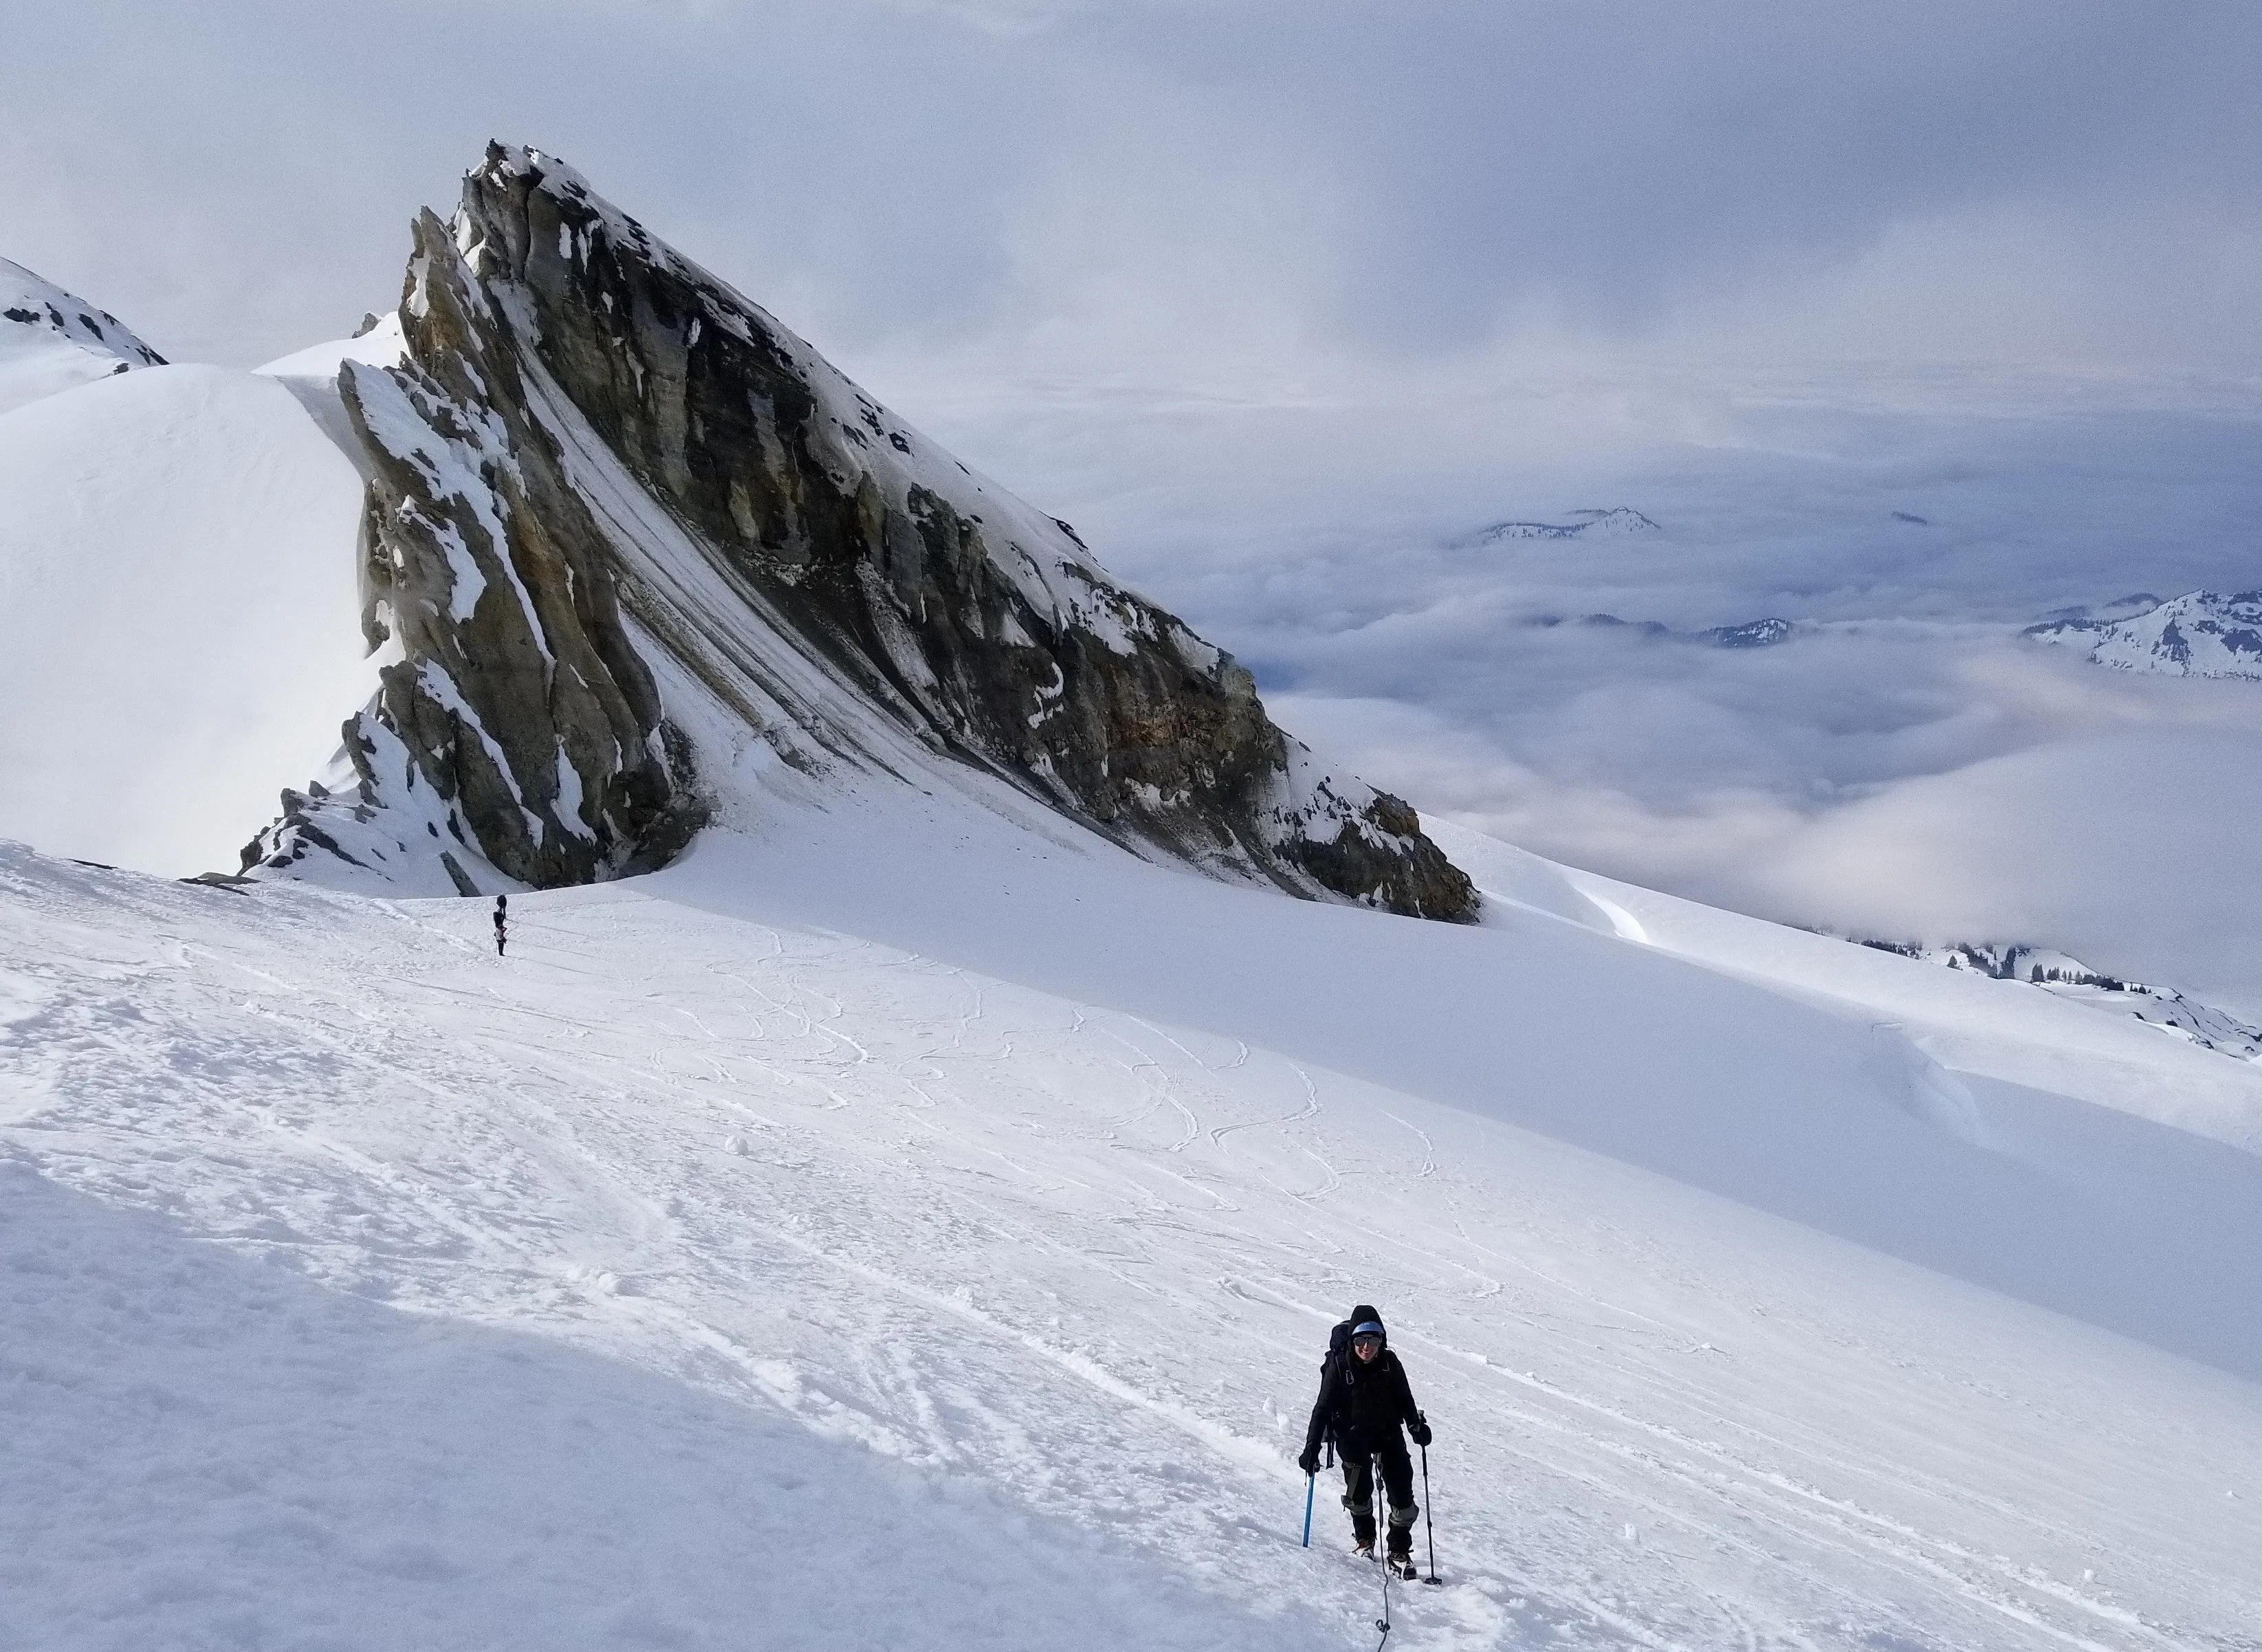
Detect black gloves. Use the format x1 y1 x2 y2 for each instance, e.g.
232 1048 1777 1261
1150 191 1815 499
1298 1448 1320 1476
1410 1415 1433 1448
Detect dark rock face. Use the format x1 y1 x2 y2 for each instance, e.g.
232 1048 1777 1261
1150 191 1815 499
252 144 1475 921
245 189 706 888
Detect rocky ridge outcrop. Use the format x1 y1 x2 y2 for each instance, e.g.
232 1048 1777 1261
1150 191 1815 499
250 144 1475 920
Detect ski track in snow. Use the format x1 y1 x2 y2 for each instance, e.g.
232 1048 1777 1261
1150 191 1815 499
5 845 2261 1651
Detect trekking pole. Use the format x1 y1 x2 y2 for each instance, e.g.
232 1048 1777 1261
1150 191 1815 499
1302 1473 1315 1548
1372 1463 1391 1649
1419 1441 1442 1585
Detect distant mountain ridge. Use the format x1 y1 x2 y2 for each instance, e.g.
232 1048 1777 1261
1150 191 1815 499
2026 590 2262 681
1471 506 1660 543
1534 611 1797 648
0 258 166 416
1850 936 2260 1062
249 144 1475 919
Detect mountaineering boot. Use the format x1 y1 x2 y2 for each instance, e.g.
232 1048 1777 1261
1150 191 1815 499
1386 1499 1418 1572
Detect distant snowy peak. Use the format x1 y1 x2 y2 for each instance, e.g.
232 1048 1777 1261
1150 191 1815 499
1535 612 1796 649
1 258 164 366
1853 937 2260 1062
2026 591 2262 681
1706 616 1793 648
1473 507 1660 544
0 258 166 416
251 144 1473 919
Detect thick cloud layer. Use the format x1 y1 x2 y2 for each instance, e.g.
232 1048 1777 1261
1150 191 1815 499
895 379 2262 1012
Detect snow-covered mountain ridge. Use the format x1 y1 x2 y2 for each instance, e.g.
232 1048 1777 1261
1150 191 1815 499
1533 610 1797 648
1841 937 2260 1062
250 144 1471 919
0 256 165 416
1469 507 1660 544
2027 589 2262 679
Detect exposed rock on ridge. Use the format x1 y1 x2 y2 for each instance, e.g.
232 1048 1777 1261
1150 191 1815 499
0 258 167 417
251 144 1474 921
2027 591 2262 681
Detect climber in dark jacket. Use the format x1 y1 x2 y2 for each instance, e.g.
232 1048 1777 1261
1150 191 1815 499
1299 1304 1432 1562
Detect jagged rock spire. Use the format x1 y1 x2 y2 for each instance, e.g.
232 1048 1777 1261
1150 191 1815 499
251 144 1475 921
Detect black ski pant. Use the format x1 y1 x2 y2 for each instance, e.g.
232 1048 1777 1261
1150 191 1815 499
1339 1431 1416 1554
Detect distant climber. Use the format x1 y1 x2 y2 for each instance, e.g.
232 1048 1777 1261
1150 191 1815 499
493 894 507 956
1299 1304 1431 1569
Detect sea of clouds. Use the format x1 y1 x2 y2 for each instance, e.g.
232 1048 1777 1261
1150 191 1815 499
889 372 2262 1015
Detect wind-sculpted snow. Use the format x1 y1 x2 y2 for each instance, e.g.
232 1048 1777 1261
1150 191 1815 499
253 144 1473 920
8 781 2262 1649
0 1168 1327 1652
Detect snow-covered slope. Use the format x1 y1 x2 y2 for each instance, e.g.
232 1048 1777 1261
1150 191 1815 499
0 257 165 416
254 309 408 456
2027 589 2262 679
0 364 374 875
4 146 2256 1652
1438 822 2262 1146
7 758 2259 1649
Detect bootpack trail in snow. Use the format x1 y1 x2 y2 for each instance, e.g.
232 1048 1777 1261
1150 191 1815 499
6 753 2261 1650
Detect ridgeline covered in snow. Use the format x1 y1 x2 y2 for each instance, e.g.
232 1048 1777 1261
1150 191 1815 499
0 257 166 417
2028 590 2262 681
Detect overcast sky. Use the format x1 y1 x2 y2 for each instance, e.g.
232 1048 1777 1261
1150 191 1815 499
6 0 2257 384
8 0 2261 1000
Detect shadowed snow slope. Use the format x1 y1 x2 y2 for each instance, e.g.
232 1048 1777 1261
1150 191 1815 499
0 1167 1321 1652
0 364 370 875
5 756 2259 1650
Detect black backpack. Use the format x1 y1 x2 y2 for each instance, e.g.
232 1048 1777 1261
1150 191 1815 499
1316 1303 1385 1461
